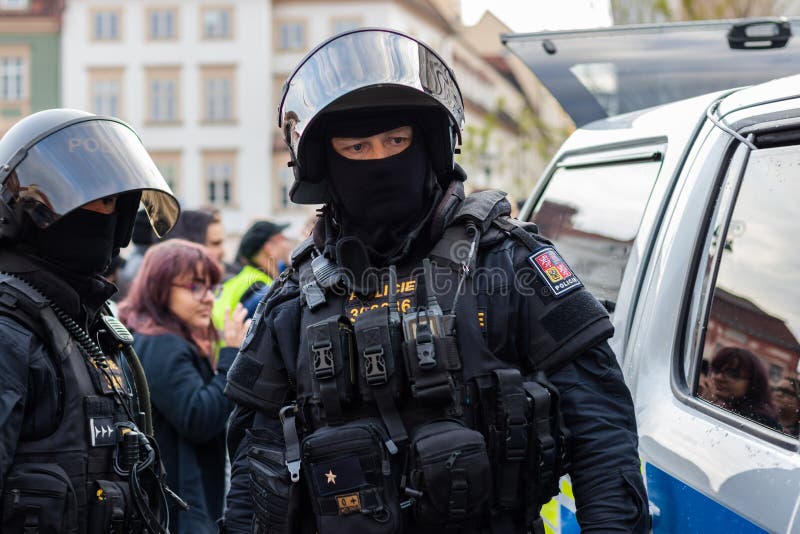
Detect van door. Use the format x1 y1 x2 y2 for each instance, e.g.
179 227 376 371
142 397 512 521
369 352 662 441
629 95 800 532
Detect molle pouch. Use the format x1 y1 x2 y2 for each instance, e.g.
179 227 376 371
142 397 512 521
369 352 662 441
2 463 79 533
88 480 131 534
407 419 491 526
247 428 302 534
402 312 460 404
301 420 401 534
307 316 357 424
521 373 566 522
353 306 404 403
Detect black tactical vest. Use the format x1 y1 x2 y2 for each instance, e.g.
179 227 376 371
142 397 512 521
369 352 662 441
266 191 570 533
0 274 150 534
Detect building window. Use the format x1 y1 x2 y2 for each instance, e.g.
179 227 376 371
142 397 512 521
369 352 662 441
0 0 29 10
0 56 25 102
0 45 30 131
201 66 235 123
92 9 121 41
150 151 182 196
331 17 361 35
146 67 180 124
148 8 178 40
89 68 123 117
202 7 232 39
203 151 236 207
277 20 306 50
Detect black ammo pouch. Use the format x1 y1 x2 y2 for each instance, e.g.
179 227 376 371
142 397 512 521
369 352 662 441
307 316 357 424
353 307 404 403
88 480 132 534
247 428 302 534
476 369 567 521
406 419 491 526
401 313 460 404
301 420 401 534
521 372 568 523
2 463 79 533
353 307 408 446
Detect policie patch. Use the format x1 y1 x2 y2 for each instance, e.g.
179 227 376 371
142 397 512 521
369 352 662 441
528 247 583 297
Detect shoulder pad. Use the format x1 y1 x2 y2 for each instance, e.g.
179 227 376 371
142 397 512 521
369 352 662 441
453 190 511 233
290 236 317 269
0 273 49 309
0 273 61 344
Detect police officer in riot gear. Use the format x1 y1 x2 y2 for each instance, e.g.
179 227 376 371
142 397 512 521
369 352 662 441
0 108 181 533
223 29 648 533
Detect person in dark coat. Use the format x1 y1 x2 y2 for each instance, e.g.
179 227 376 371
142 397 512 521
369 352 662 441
119 239 249 533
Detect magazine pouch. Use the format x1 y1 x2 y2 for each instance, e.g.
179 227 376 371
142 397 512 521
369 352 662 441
1 463 79 533
406 419 491 526
301 420 401 534
307 316 357 424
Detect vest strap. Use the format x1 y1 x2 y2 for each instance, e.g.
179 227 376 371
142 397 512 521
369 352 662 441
491 216 541 252
280 405 302 483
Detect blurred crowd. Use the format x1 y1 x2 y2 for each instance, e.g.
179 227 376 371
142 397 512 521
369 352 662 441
107 207 310 532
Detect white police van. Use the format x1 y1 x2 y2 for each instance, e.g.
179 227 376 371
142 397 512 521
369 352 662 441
504 18 800 533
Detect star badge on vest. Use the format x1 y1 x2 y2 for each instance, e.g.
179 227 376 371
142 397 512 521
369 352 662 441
312 455 366 498
528 247 583 297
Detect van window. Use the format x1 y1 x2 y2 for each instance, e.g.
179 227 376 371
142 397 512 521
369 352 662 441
697 145 800 437
528 156 661 308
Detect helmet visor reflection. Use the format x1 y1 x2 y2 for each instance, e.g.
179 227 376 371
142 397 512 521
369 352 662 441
8 118 179 236
279 29 464 157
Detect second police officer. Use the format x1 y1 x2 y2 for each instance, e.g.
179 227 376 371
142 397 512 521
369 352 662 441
223 29 649 533
0 109 182 533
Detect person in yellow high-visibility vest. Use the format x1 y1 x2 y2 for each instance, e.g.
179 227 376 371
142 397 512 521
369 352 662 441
212 220 289 333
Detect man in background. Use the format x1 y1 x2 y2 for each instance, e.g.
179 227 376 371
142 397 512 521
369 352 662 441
213 220 291 328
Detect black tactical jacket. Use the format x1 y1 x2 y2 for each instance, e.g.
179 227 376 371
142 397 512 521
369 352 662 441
222 184 649 533
0 249 132 532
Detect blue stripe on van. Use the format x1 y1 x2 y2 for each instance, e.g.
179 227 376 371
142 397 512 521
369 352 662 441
646 463 767 533
560 506 580 534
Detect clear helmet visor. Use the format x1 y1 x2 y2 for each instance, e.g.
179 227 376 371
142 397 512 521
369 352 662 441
279 29 465 160
6 118 179 237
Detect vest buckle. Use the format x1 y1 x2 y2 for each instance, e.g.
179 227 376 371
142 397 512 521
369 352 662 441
363 345 388 386
312 341 335 379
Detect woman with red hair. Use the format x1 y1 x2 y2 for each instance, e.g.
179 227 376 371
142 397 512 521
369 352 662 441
119 239 248 533
706 346 780 430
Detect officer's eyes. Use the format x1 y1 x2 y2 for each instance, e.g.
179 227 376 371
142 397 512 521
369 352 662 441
389 137 408 145
349 143 364 152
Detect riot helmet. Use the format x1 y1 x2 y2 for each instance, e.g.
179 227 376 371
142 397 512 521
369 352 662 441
278 28 465 204
0 109 180 248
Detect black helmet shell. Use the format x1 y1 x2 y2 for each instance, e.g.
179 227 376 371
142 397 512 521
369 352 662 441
278 28 465 204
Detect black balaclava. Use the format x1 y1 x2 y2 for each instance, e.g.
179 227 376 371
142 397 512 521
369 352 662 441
29 208 118 276
324 115 438 264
